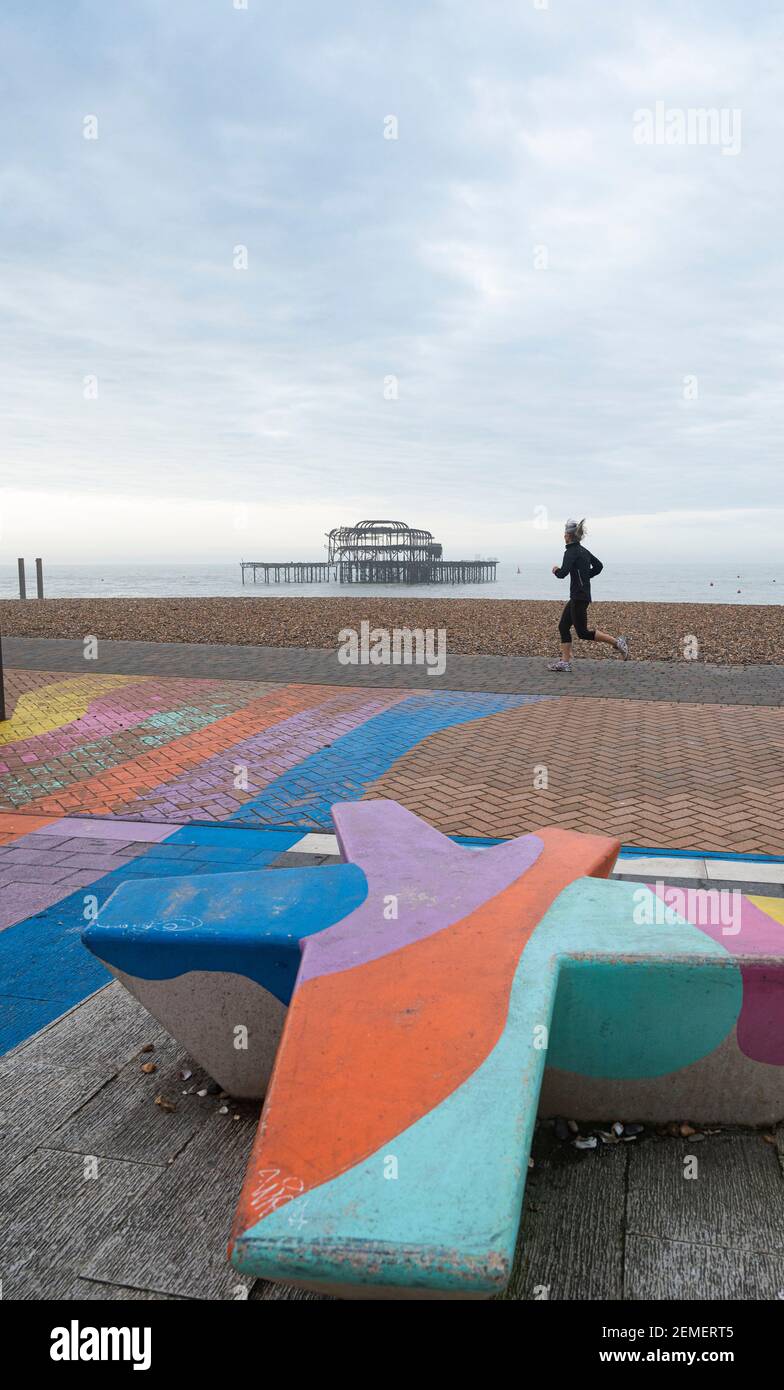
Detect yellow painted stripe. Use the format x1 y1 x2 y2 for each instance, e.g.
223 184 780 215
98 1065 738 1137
0 675 148 745
747 895 784 925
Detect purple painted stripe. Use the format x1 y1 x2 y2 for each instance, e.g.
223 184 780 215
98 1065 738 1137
0 876 105 933
0 818 182 931
299 800 543 982
116 690 407 817
29 818 179 843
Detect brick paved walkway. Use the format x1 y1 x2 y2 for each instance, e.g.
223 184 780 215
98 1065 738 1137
2 642 782 1303
6 635 784 706
1 663 782 853
369 696 784 852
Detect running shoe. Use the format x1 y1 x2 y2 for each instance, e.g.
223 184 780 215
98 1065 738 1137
547 659 572 672
615 635 630 660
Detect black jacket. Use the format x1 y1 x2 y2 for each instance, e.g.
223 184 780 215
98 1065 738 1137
555 542 603 602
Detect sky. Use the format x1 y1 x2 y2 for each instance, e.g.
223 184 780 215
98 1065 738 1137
1 0 782 564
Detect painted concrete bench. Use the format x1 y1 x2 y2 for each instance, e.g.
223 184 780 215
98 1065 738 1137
82 860 367 1096
82 799 784 1297
227 802 784 1299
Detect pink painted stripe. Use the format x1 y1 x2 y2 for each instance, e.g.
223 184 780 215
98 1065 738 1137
1 677 230 763
650 884 784 1065
2 695 160 762
649 881 782 955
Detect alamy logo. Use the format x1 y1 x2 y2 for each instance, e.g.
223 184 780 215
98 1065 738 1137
632 883 742 935
337 621 447 676
50 1319 151 1370
633 102 742 156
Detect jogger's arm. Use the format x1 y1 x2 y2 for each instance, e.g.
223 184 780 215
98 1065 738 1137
553 548 574 580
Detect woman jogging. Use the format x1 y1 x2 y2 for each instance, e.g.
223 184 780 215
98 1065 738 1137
548 518 629 672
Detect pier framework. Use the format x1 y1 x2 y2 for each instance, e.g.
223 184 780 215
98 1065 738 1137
240 558 496 584
241 519 497 586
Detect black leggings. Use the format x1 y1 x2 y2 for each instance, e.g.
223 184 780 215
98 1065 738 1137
559 599 595 643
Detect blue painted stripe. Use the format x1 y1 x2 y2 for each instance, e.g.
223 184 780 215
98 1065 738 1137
164 826 302 850
449 832 507 847
83 863 367 1000
226 691 547 828
0 879 116 1054
616 845 784 864
0 830 303 1056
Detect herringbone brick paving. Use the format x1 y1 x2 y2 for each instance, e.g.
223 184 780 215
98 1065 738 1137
368 696 784 853
1 666 783 852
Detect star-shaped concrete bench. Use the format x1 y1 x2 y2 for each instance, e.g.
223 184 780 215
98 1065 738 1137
227 802 784 1299
83 800 784 1299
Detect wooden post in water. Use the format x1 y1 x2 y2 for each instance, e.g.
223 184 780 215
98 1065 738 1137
36 558 44 599
17 558 26 600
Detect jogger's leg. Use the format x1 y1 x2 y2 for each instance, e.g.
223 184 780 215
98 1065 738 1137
550 602 574 669
570 602 629 659
594 629 630 658
558 602 573 660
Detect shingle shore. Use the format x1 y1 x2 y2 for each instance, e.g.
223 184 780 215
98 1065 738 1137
2 596 782 665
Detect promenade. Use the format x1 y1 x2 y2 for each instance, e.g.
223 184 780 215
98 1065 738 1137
1 637 782 1300
2 636 783 852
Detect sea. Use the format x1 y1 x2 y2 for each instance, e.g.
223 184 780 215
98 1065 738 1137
0 562 780 606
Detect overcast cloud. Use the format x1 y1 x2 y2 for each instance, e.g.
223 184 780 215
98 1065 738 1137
1 0 782 562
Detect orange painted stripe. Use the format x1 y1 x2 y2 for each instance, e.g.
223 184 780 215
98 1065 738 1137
19 685 348 819
232 827 619 1238
0 812 60 841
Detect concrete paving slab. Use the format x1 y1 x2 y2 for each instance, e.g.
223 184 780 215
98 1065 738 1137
0 1147 160 1300
82 1108 258 1300
626 1135 784 1253
706 858 784 883
614 856 707 878
625 1234 784 1301
53 1040 219 1167
501 1131 628 1301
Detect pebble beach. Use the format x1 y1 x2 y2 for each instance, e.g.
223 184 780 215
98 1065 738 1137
2 596 782 665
